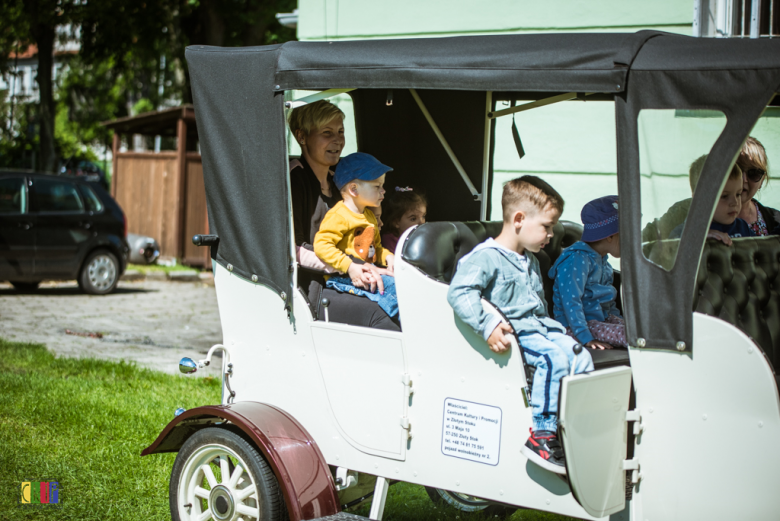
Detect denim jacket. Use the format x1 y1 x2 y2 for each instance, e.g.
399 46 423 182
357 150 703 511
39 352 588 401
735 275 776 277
447 238 564 341
548 241 620 344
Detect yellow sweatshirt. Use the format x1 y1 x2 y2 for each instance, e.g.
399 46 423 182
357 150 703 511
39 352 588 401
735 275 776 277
314 201 391 274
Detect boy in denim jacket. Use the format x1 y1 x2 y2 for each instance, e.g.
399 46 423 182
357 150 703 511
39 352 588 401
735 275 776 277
447 176 593 475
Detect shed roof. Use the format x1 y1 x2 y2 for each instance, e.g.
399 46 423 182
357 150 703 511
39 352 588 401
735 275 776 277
102 105 197 138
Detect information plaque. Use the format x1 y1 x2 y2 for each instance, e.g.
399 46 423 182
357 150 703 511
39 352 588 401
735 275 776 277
441 398 502 466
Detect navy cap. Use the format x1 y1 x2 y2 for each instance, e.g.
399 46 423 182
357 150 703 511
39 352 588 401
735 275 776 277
334 152 393 190
581 195 619 242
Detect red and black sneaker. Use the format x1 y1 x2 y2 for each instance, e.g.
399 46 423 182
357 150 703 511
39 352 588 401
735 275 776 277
520 429 567 475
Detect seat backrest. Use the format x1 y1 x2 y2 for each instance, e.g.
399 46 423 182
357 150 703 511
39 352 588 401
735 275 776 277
402 220 584 310
405 223 780 374
694 236 780 371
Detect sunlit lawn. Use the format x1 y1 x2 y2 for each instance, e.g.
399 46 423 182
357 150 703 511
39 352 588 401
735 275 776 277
0 338 574 520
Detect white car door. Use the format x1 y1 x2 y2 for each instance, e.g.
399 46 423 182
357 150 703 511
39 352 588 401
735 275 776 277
311 322 409 460
558 366 633 518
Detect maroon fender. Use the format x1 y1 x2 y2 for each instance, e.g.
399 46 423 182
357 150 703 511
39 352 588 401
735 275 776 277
142 402 339 521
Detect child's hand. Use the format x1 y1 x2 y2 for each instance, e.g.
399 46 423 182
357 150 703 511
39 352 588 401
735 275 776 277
707 230 732 245
348 263 373 290
372 266 394 278
386 254 395 274
585 340 613 350
348 263 386 294
487 323 514 353
366 264 386 294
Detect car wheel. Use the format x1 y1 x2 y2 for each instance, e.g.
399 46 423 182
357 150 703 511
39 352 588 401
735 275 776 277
79 250 119 295
425 487 517 518
170 427 287 521
10 281 40 292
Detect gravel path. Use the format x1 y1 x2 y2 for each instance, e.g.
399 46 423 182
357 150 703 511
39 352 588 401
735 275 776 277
0 279 223 376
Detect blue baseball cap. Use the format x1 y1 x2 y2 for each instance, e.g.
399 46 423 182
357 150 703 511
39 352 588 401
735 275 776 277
581 195 619 242
334 152 393 190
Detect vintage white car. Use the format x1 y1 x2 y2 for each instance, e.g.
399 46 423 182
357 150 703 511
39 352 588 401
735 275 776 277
143 31 780 521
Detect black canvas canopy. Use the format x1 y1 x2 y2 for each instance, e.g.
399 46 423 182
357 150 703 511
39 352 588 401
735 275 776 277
186 31 780 352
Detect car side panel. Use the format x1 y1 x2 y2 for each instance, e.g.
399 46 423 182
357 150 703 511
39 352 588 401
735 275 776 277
0 175 35 280
628 313 780 521
0 212 36 279
34 211 94 277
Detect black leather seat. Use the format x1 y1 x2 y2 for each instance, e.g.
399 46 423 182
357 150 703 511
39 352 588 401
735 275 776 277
694 237 780 381
401 220 584 310
402 220 629 370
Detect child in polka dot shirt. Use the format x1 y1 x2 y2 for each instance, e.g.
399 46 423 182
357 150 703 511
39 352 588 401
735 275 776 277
548 196 626 349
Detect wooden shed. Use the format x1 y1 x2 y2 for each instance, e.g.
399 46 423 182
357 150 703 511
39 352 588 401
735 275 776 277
103 105 210 267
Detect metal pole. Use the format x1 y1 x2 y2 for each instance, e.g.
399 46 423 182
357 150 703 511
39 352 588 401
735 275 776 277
409 88 481 200
480 91 493 221
693 0 702 37
739 0 747 38
368 477 389 520
284 88 355 110
488 92 579 119
751 0 762 38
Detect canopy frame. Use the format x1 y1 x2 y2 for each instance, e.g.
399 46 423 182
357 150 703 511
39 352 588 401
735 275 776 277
185 33 780 346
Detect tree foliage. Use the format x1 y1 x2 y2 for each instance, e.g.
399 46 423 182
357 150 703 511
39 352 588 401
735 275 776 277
0 0 297 170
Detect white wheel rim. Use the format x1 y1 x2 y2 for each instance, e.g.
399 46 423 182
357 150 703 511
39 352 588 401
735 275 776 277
177 443 260 521
87 254 116 290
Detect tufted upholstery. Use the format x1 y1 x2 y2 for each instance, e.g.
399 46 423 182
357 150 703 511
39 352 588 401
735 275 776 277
402 220 584 312
403 223 780 381
402 220 630 370
694 236 780 372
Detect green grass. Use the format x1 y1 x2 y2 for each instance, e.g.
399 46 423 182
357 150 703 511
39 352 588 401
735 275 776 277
0 338 220 520
127 263 203 274
0 338 574 521
352 483 576 521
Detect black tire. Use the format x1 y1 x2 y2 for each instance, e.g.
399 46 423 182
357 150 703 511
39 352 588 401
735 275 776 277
10 281 40 292
169 427 286 521
78 249 119 295
425 487 517 518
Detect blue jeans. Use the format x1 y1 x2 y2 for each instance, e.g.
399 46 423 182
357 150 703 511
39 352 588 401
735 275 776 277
517 331 594 432
325 275 399 318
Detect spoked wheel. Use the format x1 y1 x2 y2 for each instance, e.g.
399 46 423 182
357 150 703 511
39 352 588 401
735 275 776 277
170 427 286 521
425 487 517 518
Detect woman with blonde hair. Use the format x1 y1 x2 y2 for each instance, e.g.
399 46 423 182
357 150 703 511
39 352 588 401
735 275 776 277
288 100 399 330
737 136 780 236
288 100 346 251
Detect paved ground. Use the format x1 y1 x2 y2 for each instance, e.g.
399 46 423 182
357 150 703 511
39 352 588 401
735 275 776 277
0 279 223 376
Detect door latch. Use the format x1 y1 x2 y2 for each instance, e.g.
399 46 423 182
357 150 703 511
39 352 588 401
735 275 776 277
401 373 414 396
400 416 413 439
626 409 643 435
622 458 642 484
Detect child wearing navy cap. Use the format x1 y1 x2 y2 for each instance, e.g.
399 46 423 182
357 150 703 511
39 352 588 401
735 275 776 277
548 196 626 349
314 152 399 319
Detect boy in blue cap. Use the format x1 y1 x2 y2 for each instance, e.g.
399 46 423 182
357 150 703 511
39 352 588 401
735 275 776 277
314 152 398 318
549 195 626 349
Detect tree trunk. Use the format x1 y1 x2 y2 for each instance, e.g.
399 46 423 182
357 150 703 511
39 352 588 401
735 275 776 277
33 20 56 172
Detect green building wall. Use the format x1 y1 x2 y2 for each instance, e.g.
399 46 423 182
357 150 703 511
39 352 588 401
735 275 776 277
290 1 779 229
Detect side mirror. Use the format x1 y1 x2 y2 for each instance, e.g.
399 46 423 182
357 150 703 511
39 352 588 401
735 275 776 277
179 357 198 374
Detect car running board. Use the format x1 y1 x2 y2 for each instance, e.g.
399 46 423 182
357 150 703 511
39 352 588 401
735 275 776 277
307 513 370 521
